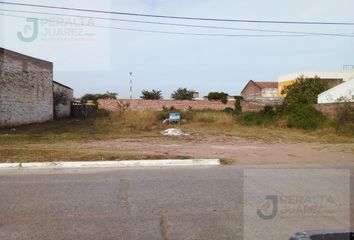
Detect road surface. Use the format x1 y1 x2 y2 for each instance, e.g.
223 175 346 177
0 165 353 240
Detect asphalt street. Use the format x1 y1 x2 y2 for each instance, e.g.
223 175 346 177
0 165 352 240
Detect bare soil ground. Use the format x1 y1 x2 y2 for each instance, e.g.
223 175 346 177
1 111 353 164
82 134 354 166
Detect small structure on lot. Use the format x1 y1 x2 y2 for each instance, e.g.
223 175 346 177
0 48 73 127
241 80 279 100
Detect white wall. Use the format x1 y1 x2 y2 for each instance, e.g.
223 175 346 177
318 78 354 104
261 88 278 98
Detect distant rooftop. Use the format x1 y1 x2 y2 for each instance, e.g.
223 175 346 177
254 82 278 89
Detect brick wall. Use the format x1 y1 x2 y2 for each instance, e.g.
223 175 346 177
98 99 353 118
315 102 354 118
0 48 54 127
98 99 278 112
242 81 261 99
53 81 73 119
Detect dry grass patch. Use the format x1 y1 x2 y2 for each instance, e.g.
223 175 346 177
193 112 235 126
0 109 353 163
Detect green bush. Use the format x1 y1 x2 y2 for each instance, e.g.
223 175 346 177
207 92 229 104
286 105 326 130
334 102 354 136
240 106 278 126
224 107 235 115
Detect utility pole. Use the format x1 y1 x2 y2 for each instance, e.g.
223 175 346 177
129 72 133 100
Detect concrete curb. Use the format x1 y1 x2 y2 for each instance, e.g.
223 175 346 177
0 159 220 170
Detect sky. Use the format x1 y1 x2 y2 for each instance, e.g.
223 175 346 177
1 0 354 98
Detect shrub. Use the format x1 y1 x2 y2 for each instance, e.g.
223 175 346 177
241 111 277 126
224 107 235 115
334 102 354 136
207 92 229 104
286 104 326 130
240 105 278 126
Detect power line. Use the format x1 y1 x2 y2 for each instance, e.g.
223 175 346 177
1 8 353 37
1 1 354 26
0 13 315 37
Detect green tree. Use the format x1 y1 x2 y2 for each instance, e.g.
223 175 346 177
171 88 195 100
140 89 163 100
282 76 329 106
207 92 229 104
81 91 118 102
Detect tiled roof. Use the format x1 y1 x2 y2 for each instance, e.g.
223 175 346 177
254 82 278 89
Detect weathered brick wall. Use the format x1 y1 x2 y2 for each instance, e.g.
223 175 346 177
0 48 54 127
315 102 354 118
241 81 261 99
98 99 277 112
53 82 73 118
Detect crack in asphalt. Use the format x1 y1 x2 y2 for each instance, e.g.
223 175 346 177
159 209 170 240
119 179 131 215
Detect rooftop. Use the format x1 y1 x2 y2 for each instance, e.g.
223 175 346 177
254 82 278 89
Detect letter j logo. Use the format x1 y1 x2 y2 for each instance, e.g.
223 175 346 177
17 18 39 42
257 195 278 220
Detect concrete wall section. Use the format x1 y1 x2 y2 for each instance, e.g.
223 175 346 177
0 48 54 127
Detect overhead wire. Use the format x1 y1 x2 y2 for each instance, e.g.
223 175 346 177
0 1 354 25
0 8 353 37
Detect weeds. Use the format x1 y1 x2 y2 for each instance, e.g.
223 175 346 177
334 102 354 137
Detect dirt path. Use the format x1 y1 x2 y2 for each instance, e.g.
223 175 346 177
83 134 354 165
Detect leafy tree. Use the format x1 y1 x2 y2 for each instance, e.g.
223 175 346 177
207 92 229 104
282 76 329 106
171 88 195 100
81 91 118 102
141 89 163 100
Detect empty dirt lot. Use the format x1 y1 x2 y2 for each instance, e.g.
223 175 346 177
81 134 354 165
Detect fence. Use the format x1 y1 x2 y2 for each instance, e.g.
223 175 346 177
71 102 97 118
